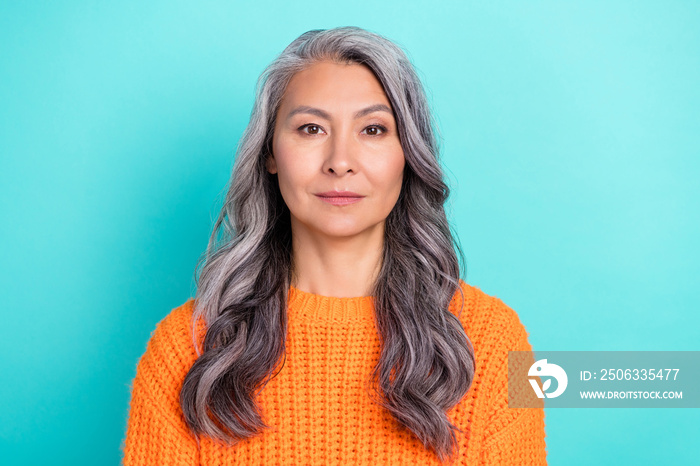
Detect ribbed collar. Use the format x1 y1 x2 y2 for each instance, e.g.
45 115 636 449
287 285 376 323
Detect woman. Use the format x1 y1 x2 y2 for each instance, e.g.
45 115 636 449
122 26 546 465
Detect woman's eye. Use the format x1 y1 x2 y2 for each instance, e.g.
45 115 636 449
363 125 387 136
299 124 325 135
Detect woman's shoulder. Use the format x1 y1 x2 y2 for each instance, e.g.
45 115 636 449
152 298 199 338
449 279 533 352
147 298 200 346
448 282 545 453
135 298 201 384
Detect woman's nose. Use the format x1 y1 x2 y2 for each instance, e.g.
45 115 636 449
323 129 357 175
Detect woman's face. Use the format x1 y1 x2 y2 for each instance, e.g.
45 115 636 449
269 60 405 239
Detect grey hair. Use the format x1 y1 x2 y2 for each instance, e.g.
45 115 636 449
180 26 475 464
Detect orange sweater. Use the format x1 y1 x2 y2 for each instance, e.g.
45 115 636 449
122 280 547 465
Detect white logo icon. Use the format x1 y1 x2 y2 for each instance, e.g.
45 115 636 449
528 359 568 398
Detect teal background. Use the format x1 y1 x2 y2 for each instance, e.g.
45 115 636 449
1 1 698 464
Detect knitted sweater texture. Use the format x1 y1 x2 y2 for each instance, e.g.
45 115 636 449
122 280 547 465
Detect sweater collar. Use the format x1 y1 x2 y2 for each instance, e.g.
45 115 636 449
287 285 375 323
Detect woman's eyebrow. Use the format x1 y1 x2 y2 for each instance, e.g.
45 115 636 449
286 104 393 121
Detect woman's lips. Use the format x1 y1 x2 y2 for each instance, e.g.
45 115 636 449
315 195 364 206
314 191 365 206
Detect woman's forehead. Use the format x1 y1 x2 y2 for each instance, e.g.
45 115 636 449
283 61 388 103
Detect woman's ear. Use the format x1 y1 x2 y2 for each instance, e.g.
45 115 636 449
265 154 278 174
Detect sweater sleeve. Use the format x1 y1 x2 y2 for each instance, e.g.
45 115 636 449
479 297 547 465
122 302 200 466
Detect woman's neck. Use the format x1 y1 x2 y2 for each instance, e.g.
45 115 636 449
290 223 384 298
